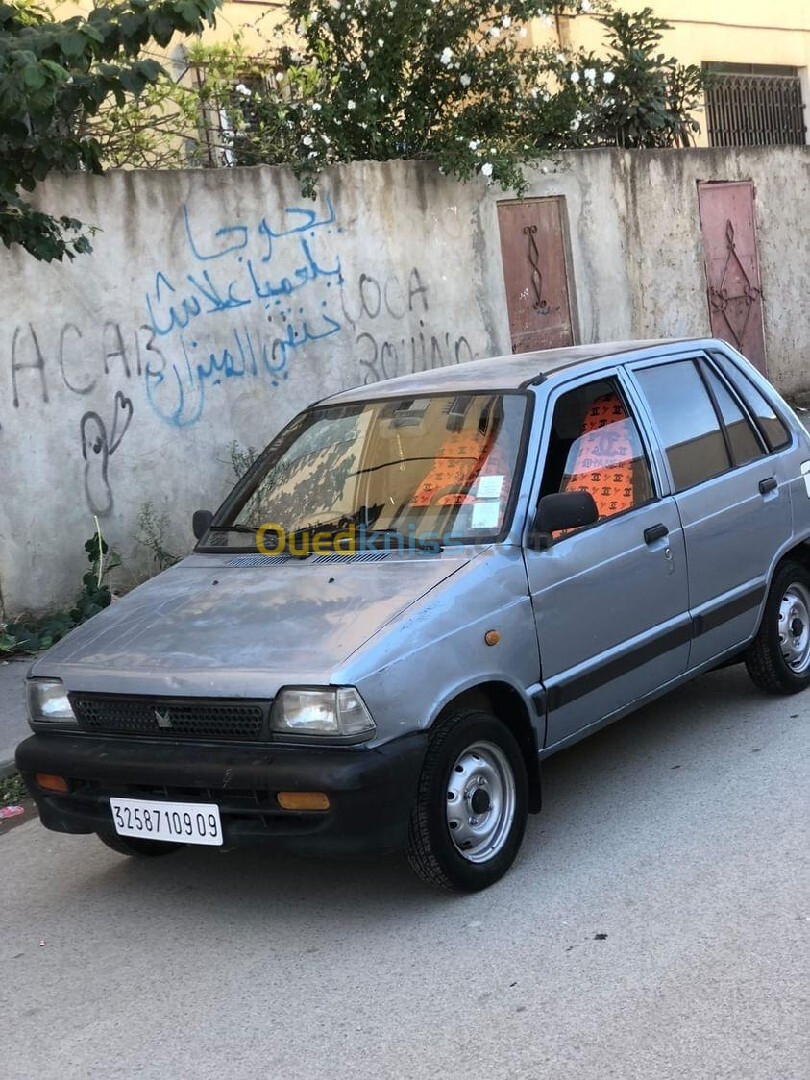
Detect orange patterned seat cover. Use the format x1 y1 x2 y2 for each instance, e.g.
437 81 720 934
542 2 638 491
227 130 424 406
411 431 509 507
559 393 636 518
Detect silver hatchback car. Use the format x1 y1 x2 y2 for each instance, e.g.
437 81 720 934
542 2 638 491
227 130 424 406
17 338 810 891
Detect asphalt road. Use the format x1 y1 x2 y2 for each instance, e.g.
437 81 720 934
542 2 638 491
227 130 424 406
2 664 807 1080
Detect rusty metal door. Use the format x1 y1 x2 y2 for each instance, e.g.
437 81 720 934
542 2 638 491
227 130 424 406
698 181 767 374
497 198 575 354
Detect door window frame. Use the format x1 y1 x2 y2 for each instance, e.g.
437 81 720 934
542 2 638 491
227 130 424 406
523 366 664 548
626 350 771 497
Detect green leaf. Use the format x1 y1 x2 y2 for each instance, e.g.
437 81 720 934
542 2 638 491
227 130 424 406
22 63 47 89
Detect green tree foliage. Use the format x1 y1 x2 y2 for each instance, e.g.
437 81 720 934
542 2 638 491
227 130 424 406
0 0 219 261
190 1 703 195
542 7 704 148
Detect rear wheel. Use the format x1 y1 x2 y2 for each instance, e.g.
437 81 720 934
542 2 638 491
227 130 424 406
746 560 810 694
406 709 528 892
96 832 183 858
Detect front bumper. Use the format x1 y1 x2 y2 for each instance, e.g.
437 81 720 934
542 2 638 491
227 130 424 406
15 731 427 856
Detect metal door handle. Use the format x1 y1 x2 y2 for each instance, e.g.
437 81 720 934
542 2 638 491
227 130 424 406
644 524 669 544
758 477 777 495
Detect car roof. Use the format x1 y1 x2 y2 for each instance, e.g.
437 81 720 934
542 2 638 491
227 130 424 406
325 337 732 403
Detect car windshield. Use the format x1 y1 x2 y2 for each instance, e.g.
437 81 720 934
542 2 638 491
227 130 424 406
206 392 528 550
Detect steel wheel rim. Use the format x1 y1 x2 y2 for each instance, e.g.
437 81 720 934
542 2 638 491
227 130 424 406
778 582 810 674
445 741 516 864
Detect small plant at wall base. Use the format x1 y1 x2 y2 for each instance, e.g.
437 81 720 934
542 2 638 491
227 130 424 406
133 501 180 572
0 523 120 655
223 439 259 481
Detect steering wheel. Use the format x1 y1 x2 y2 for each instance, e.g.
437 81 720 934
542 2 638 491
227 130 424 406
429 483 478 507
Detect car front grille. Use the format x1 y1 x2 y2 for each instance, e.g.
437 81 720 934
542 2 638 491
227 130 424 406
69 694 269 742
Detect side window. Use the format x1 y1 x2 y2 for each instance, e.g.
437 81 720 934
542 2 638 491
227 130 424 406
718 359 791 451
539 378 654 527
635 360 730 492
699 360 765 467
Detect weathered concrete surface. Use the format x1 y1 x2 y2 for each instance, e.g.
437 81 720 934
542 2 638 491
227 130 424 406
1 664 807 1078
1 148 807 614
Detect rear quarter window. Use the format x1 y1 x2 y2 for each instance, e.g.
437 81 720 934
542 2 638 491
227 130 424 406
718 359 791 451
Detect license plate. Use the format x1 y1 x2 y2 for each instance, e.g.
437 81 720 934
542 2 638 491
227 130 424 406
109 798 223 846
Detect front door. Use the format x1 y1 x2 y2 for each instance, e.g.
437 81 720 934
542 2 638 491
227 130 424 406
525 371 691 749
698 181 767 374
497 197 575 354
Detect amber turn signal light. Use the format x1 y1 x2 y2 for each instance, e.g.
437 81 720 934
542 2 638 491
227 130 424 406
35 773 69 793
277 791 330 811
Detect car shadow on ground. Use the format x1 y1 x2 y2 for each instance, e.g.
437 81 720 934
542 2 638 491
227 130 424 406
81 663 775 912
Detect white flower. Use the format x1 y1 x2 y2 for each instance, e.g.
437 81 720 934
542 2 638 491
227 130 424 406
303 135 313 146
530 87 538 99
469 139 479 149
580 0 592 11
570 70 580 84
519 27 528 37
329 0 341 8
235 83 252 97
275 71 285 83
603 70 615 85
480 162 493 177
322 134 331 144
490 26 500 38
311 102 322 111
440 47 454 66
460 74 471 87
570 118 580 131
502 15 511 27
555 52 566 63
584 67 596 83
347 99 356 110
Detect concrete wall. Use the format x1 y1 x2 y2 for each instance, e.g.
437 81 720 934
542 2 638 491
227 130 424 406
1 147 807 615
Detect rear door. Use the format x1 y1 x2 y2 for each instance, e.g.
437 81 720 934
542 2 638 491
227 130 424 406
628 352 792 668
525 369 691 749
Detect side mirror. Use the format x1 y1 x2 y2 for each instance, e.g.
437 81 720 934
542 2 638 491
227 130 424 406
529 491 599 550
192 509 213 541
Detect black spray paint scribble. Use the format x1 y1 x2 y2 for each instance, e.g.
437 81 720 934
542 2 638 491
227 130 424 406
80 390 133 516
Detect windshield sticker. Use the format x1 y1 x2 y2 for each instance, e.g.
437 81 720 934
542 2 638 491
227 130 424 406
476 475 504 499
801 461 810 497
471 501 501 530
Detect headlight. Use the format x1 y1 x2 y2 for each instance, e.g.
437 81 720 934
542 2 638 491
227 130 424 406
27 679 77 728
270 687 375 737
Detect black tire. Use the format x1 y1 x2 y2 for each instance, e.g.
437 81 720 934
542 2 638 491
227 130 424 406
745 560 810 695
96 832 183 858
406 708 528 893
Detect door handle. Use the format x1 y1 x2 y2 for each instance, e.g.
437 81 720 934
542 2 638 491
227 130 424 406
644 523 669 544
759 477 777 495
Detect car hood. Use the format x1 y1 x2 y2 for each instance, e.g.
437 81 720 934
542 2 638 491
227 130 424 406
31 552 469 698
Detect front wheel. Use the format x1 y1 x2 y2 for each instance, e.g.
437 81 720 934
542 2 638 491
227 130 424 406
746 560 810 694
406 709 528 892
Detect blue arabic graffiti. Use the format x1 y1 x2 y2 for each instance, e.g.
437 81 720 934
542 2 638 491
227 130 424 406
144 196 343 427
